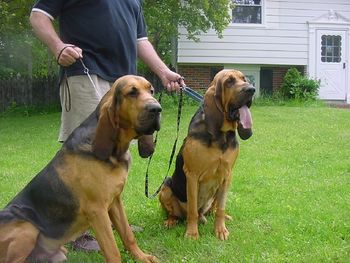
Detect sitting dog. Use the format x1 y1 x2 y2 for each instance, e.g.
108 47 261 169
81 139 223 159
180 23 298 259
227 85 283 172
0 75 161 263
159 69 255 240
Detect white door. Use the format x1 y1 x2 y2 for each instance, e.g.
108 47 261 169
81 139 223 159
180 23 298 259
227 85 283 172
316 30 347 100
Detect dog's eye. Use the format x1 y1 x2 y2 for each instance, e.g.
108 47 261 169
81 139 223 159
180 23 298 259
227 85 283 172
128 87 139 97
226 77 236 86
150 88 155 95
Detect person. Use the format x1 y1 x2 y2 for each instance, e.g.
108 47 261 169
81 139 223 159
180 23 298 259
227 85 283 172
29 0 183 252
30 0 183 142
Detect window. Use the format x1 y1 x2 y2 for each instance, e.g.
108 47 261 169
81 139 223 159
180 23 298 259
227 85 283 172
321 35 342 63
232 0 262 24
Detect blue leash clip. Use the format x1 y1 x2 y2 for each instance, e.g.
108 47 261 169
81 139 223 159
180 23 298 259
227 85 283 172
182 86 203 103
179 78 203 103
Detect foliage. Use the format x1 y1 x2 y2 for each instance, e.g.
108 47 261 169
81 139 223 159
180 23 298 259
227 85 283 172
143 0 232 52
0 0 58 77
280 68 320 100
0 0 232 78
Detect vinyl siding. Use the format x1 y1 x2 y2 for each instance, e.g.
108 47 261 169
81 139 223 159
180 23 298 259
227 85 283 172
178 0 350 66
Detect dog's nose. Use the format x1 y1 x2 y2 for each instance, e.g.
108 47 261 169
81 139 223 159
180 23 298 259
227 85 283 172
146 103 162 113
245 86 255 95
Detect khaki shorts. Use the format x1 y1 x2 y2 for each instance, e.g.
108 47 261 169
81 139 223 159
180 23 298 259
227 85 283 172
59 75 112 142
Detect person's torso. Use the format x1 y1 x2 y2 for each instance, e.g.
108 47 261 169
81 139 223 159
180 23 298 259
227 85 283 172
57 0 146 81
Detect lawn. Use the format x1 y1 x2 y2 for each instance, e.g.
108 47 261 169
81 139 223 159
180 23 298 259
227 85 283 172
0 100 349 262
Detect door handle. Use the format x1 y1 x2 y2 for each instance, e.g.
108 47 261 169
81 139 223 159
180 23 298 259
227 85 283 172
344 63 346 69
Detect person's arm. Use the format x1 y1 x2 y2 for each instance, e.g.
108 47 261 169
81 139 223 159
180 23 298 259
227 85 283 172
137 39 183 92
29 11 82 66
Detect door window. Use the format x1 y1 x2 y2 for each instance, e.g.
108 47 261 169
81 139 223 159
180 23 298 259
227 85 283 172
321 35 342 63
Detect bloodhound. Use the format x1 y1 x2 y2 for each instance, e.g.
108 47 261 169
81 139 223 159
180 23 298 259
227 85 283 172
0 75 161 263
159 69 255 240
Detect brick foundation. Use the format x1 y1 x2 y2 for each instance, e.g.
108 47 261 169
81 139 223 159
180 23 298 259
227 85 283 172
178 64 304 93
272 67 289 91
178 65 220 90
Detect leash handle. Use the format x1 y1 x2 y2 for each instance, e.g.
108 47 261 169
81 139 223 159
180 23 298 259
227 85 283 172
145 89 183 198
60 56 97 112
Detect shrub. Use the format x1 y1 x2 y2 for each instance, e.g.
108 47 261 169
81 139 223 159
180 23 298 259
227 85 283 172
280 68 320 100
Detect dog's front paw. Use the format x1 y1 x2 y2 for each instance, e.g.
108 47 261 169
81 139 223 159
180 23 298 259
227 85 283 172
185 228 199 240
215 225 229 240
138 254 159 263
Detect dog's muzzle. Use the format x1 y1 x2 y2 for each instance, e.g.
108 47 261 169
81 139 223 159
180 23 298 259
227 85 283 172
228 85 255 125
136 103 162 135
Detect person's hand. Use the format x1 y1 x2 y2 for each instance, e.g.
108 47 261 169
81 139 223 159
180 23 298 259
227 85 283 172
160 69 185 92
56 44 83 67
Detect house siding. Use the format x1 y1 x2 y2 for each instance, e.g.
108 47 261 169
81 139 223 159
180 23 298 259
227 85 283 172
178 0 350 66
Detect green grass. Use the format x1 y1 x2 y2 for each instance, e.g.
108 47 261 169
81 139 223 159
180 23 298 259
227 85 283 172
0 100 349 262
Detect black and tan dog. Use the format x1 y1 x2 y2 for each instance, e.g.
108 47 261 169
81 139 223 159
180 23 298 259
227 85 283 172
159 69 255 240
0 75 161 263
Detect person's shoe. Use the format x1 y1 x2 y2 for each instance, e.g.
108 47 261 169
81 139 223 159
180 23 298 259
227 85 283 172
130 224 144 232
70 232 100 252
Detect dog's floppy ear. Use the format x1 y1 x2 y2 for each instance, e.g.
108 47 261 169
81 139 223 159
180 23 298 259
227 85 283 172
213 76 225 113
92 89 119 160
204 79 224 136
137 135 155 158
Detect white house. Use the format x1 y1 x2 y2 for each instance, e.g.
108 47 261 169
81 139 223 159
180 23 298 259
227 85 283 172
177 0 350 103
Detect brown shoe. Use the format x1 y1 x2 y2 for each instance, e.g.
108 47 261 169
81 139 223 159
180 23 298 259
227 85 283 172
70 232 100 252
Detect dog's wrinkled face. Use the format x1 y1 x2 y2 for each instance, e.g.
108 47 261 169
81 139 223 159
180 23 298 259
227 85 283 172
116 76 162 135
214 70 255 128
214 70 255 124
93 75 162 160
204 69 255 139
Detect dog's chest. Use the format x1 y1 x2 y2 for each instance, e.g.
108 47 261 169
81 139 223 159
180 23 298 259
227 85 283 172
183 140 239 203
60 154 130 204
197 151 236 202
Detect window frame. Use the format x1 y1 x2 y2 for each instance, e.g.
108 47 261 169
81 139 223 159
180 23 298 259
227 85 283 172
230 0 266 27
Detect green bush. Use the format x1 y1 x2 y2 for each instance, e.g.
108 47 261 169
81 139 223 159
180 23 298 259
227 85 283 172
280 68 320 100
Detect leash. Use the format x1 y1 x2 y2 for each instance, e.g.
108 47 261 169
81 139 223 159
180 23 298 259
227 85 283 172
79 58 97 90
145 88 184 198
144 81 204 199
182 85 203 103
57 45 97 112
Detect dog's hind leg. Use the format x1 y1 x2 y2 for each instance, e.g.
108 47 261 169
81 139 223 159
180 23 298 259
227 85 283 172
159 184 185 228
0 221 39 263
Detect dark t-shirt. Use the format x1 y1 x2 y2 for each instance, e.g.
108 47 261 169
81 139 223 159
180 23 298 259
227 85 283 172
32 0 148 82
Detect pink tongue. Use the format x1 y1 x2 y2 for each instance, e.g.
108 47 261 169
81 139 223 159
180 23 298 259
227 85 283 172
239 105 253 129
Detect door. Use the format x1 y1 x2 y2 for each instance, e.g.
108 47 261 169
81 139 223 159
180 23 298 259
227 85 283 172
316 30 347 100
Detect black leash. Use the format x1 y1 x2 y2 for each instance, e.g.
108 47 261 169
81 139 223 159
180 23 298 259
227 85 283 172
145 89 184 198
144 82 204 199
